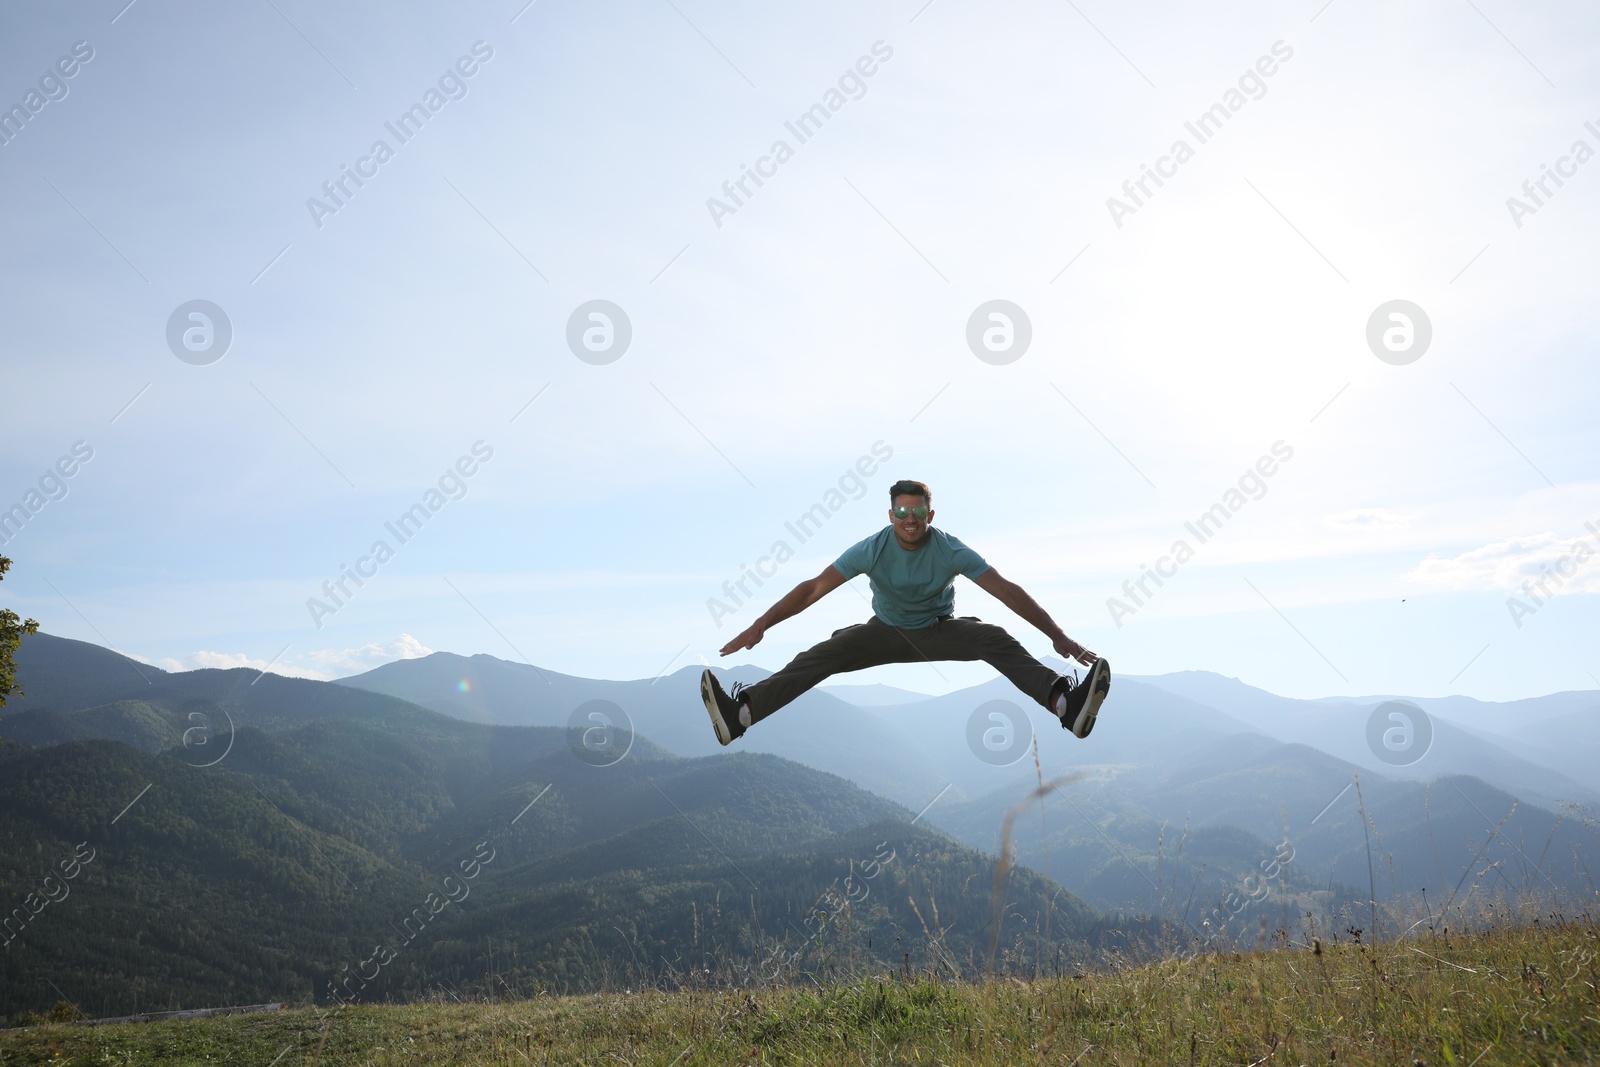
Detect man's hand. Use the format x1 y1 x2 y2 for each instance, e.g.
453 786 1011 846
720 620 766 657
717 567 844 658
975 569 1099 667
1053 634 1098 667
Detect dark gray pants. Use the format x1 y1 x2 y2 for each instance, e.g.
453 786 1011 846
741 615 1064 724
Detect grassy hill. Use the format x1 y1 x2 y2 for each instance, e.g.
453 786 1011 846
2 919 1594 1065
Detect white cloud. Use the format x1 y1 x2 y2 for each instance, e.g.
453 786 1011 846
1404 532 1600 594
303 634 435 678
1326 508 1412 533
153 650 326 680
147 635 432 681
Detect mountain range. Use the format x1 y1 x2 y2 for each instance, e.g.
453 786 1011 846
338 646 1600 912
1 631 1595 1020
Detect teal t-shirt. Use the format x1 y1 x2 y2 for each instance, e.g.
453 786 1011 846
832 527 991 628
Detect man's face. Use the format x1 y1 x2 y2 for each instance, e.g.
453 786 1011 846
890 494 933 546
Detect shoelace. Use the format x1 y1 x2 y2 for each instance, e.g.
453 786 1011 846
730 680 749 705
1060 670 1083 721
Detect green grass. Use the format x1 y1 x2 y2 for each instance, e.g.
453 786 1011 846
3 918 1597 1065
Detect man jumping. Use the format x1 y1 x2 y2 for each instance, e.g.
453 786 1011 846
701 479 1110 745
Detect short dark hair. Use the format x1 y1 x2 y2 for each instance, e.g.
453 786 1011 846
888 479 930 505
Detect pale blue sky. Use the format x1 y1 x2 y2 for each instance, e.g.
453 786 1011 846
3 0 1597 703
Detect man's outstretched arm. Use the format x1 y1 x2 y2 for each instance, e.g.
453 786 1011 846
719 565 847 656
973 568 1099 667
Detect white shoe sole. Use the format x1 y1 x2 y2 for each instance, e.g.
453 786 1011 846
1070 659 1111 739
701 669 733 746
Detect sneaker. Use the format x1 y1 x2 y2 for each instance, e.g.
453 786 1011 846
700 669 747 746
1054 658 1111 739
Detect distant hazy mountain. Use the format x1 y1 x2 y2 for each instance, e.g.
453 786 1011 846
337 651 951 810
335 646 1600 920
1128 669 1598 734
1127 671 1600 811
932 721 1600 925
818 683 933 705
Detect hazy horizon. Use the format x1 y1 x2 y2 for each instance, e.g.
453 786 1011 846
40 627 1596 709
